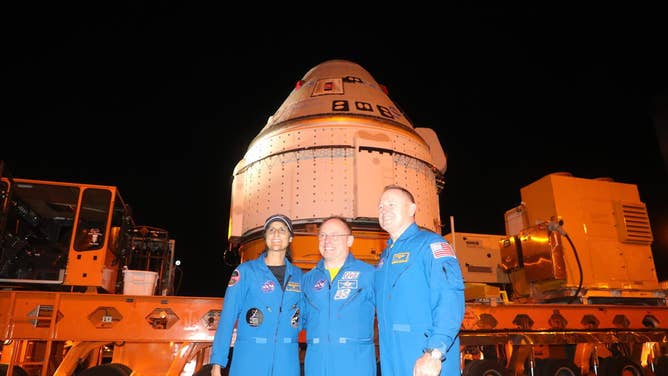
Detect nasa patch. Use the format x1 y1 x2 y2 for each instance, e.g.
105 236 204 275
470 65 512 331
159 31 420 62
228 269 240 287
262 280 275 293
246 308 264 327
313 279 326 291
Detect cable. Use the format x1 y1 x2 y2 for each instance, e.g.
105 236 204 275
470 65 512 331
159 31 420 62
548 219 583 304
172 266 183 296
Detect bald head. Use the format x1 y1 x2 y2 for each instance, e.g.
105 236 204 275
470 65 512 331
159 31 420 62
318 216 353 268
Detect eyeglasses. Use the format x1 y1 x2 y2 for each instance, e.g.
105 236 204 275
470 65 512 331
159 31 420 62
318 233 351 240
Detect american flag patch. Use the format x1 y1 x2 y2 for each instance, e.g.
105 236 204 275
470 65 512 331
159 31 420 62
430 242 456 259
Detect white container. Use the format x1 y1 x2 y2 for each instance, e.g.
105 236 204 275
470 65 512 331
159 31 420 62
123 269 158 296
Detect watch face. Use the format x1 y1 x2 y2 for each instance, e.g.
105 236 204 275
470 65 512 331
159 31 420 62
426 349 442 360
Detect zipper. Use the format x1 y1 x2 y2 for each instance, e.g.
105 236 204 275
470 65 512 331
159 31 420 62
270 273 291 375
303 289 320 312
327 272 332 346
338 287 363 312
391 264 412 288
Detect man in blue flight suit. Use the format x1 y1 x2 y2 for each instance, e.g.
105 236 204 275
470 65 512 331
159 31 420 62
210 214 303 376
375 185 465 376
302 216 377 375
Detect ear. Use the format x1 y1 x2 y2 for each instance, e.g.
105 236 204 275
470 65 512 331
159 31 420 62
347 235 354 248
288 236 293 243
409 202 417 217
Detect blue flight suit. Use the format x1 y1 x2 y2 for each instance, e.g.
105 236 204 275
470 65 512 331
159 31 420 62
211 254 304 375
302 252 377 375
374 223 465 376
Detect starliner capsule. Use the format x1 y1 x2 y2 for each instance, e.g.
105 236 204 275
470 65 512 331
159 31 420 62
227 59 446 268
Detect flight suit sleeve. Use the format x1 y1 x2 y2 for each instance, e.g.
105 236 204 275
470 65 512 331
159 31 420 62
425 237 465 357
210 266 246 368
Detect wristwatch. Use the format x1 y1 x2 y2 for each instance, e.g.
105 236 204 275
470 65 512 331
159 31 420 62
424 348 444 361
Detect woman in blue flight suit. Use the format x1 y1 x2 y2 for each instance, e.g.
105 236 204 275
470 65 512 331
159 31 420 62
302 216 377 375
210 214 304 376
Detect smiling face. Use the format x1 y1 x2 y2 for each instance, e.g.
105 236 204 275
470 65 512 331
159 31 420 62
378 188 416 240
264 220 292 253
318 218 353 268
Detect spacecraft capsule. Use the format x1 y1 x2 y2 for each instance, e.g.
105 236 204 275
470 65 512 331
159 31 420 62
229 59 446 241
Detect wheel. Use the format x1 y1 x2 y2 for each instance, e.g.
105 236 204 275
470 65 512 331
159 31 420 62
537 359 580 376
194 364 229 376
0 364 29 376
462 359 508 376
598 357 644 376
193 364 213 376
107 364 132 374
652 355 668 376
77 363 132 376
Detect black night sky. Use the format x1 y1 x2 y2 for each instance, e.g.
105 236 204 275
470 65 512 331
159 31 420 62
5 4 668 297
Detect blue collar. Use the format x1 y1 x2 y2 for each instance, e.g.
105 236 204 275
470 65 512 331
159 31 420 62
387 222 419 248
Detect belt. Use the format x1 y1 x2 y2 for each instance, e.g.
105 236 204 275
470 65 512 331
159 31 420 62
235 337 297 344
307 337 373 344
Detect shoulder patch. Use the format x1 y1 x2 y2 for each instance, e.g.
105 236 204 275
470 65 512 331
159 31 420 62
430 242 456 259
228 269 241 287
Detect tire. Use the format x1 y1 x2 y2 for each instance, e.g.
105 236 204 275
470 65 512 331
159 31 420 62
108 364 132 374
193 364 213 376
77 363 132 376
598 357 644 376
462 359 508 376
652 355 668 376
194 364 229 376
538 359 580 376
0 364 29 376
